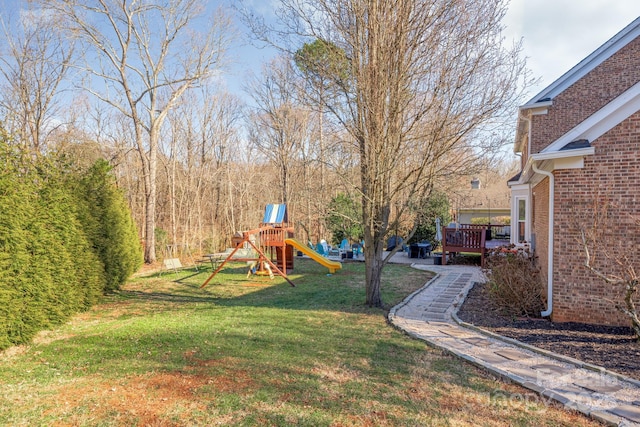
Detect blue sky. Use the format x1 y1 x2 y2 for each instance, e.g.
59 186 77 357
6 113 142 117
2 0 637 126
504 0 640 100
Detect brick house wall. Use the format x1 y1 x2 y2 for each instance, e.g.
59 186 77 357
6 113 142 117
530 36 640 154
532 178 549 297
513 22 640 326
551 111 640 326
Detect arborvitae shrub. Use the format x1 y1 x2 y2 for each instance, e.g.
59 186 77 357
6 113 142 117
0 143 36 347
0 146 107 348
34 160 105 312
0 140 141 350
76 159 142 293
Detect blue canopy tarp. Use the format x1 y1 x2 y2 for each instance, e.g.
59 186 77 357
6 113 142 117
263 204 288 224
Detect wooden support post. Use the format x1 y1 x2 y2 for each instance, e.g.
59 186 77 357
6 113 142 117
200 229 295 288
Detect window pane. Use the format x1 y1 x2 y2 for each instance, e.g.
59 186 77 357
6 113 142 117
518 222 525 242
518 199 526 221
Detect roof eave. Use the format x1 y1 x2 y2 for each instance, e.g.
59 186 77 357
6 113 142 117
513 147 594 187
519 100 553 111
531 147 595 162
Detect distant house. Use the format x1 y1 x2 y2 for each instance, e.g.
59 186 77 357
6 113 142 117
508 17 640 326
457 207 510 225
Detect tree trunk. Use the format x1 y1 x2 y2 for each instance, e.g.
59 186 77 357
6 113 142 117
282 162 288 204
621 281 640 341
364 239 383 307
144 185 156 263
144 127 158 263
170 136 177 250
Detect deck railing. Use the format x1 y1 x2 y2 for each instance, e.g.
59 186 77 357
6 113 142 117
259 223 294 247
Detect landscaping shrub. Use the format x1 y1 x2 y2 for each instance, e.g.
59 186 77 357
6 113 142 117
0 144 104 347
0 143 35 348
484 246 546 317
471 217 490 225
0 138 141 349
75 159 142 293
492 216 510 225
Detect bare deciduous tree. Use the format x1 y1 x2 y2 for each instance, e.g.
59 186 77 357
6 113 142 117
245 55 315 206
162 89 245 253
46 0 233 263
244 0 530 306
580 200 640 340
0 6 74 154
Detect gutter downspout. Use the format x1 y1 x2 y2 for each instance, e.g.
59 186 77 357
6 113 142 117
531 162 554 317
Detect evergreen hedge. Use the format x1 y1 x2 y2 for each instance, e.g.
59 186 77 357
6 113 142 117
0 140 142 350
75 159 143 294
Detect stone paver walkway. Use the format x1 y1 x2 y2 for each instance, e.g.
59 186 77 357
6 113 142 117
387 261 640 427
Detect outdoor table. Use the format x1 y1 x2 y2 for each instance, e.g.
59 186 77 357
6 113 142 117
202 253 226 269
409 243 432 259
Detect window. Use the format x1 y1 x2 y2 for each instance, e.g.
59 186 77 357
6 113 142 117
517 198 526 242
510 185 530 245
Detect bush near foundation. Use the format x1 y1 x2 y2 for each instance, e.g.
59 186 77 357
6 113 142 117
484 246 546 318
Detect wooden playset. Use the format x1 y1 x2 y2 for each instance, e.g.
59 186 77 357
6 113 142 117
200 204 295 288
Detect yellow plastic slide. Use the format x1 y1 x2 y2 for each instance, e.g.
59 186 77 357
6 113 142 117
285 238 342 274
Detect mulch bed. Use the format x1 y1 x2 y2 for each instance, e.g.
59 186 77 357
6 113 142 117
457 281 640 381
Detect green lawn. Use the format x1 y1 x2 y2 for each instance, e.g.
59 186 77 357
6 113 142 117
0 259 595 426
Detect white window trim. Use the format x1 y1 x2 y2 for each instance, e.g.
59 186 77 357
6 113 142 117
510 184 531 245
